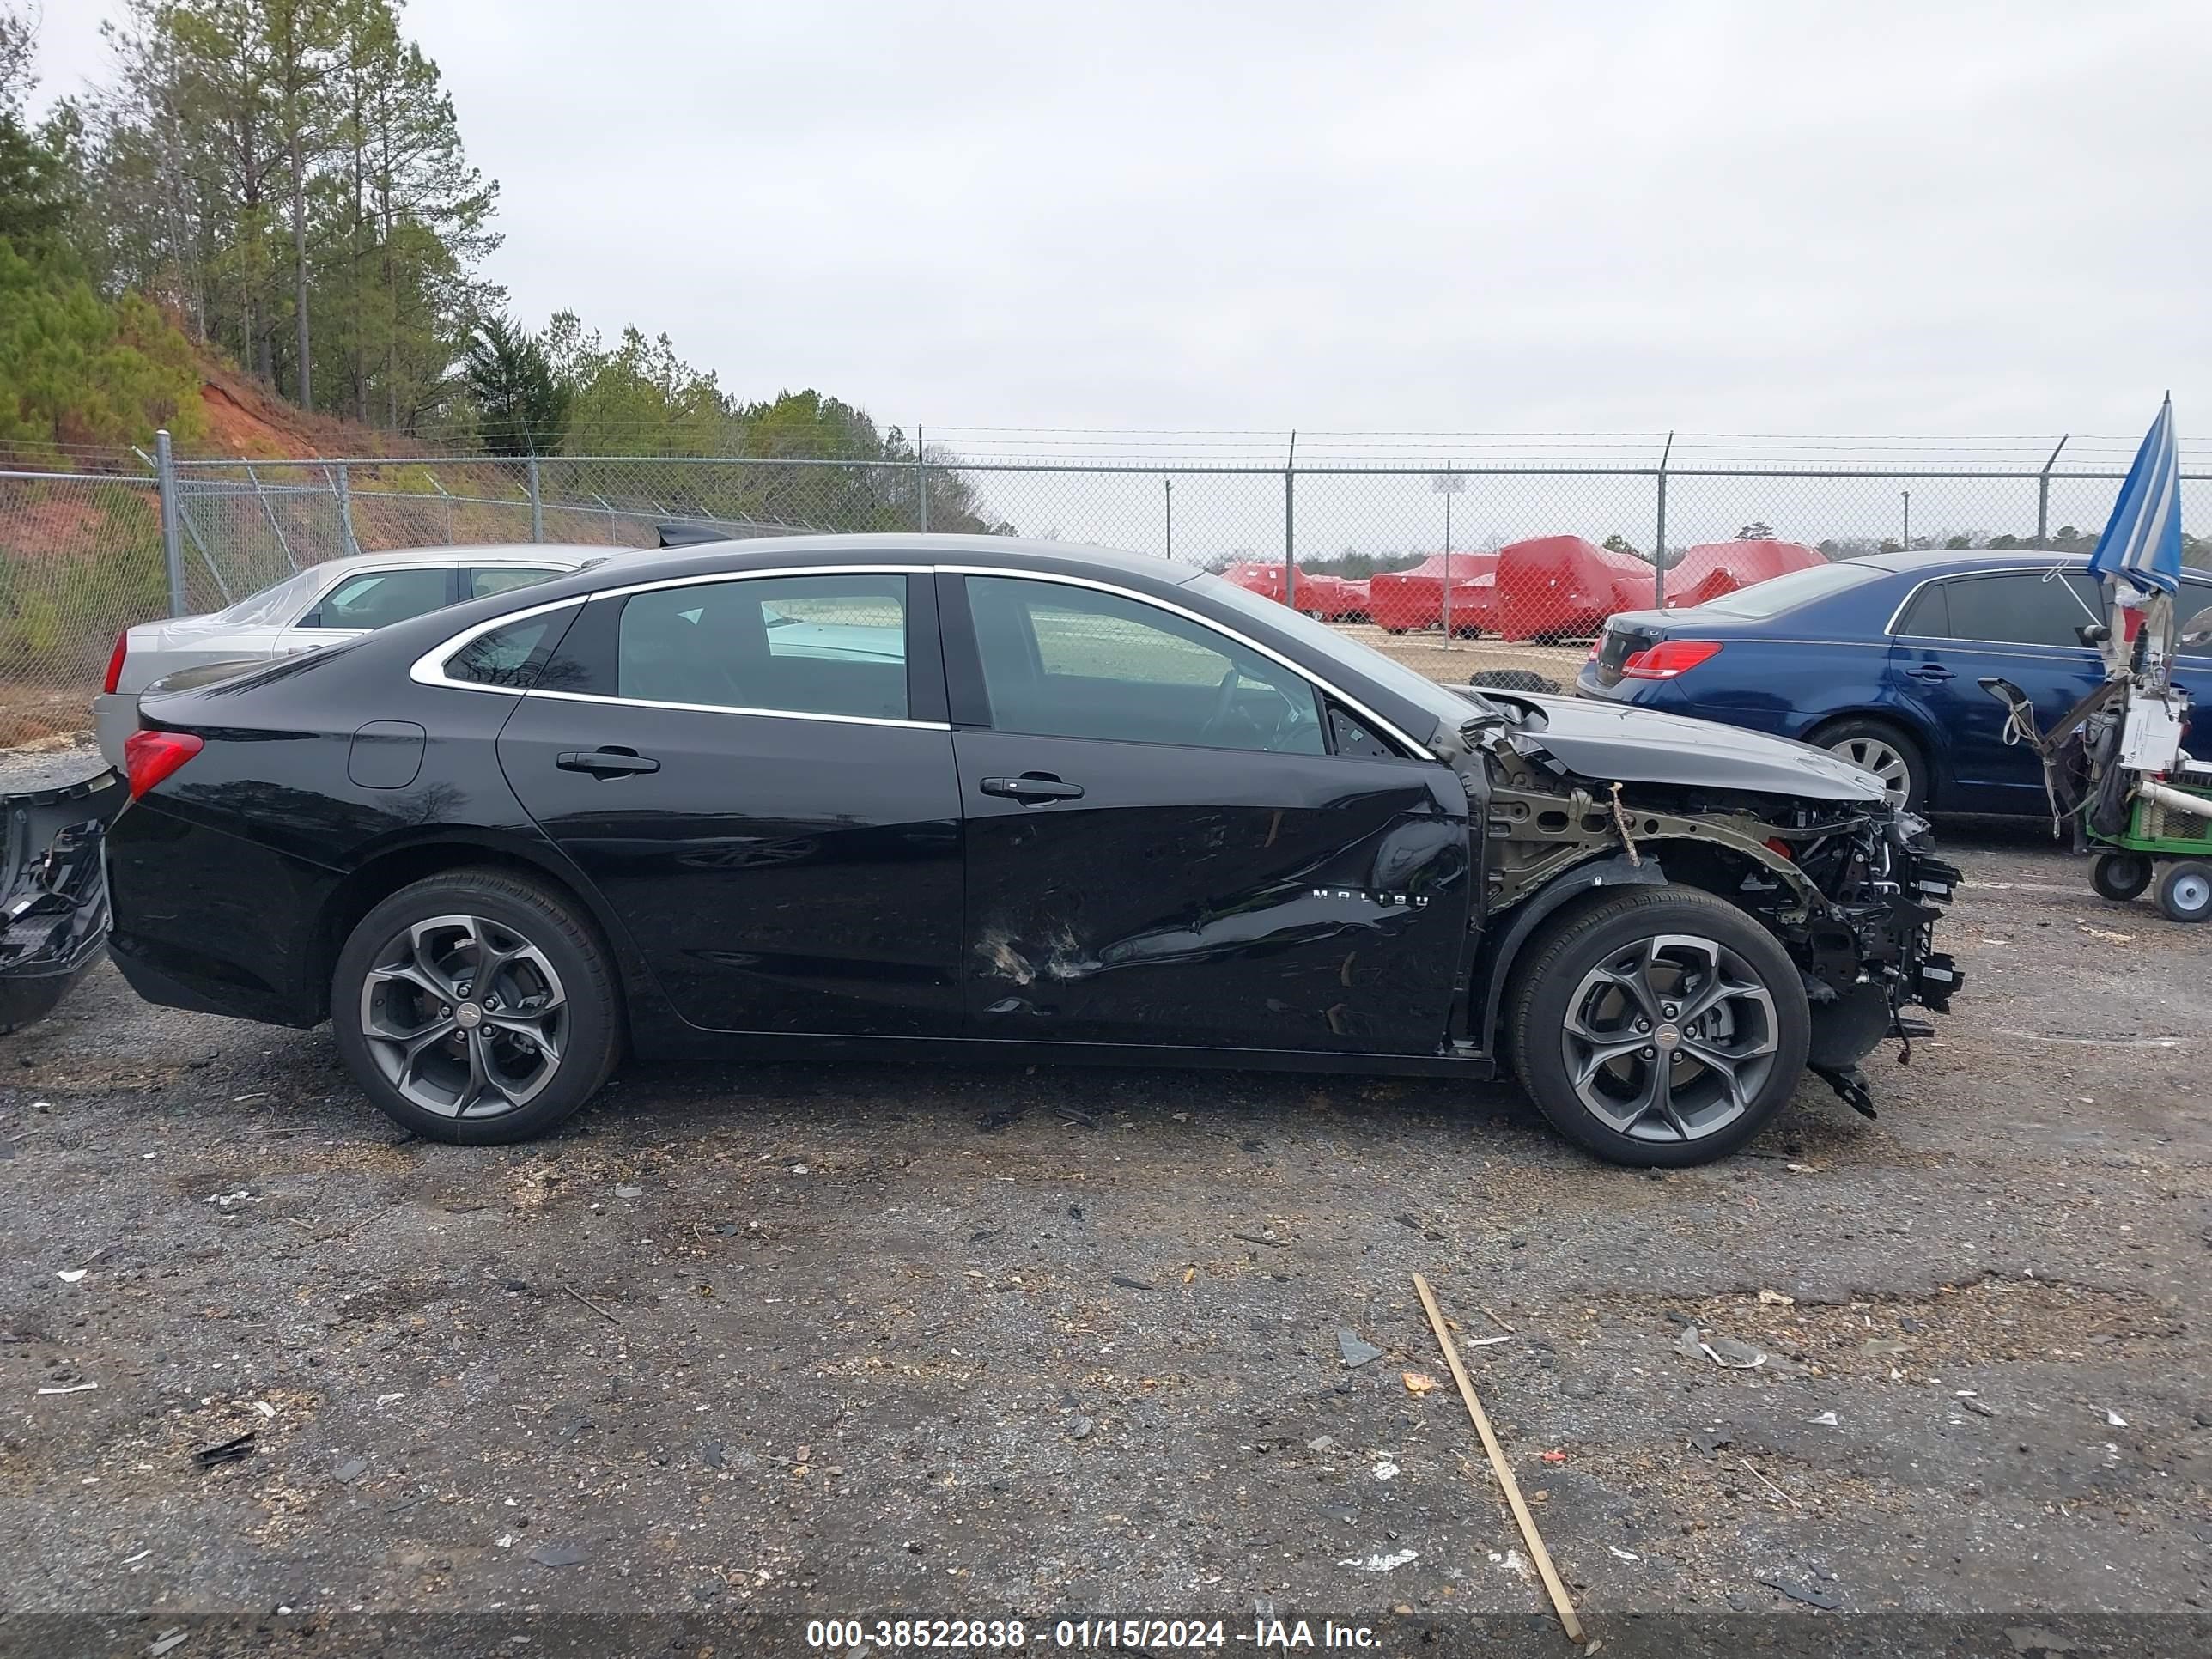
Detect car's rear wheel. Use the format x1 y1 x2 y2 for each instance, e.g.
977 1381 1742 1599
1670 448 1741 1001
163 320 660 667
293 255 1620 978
1810 717 1926 813
1508 887 1811 1166
331 869 622 1143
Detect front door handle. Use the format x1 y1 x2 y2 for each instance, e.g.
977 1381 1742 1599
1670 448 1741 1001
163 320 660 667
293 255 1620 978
981 773 1084 804
1906 664 1954 683
557 747 660 777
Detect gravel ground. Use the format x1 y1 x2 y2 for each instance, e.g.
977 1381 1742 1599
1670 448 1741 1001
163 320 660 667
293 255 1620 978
2 812 2209 1656
0 738 106 793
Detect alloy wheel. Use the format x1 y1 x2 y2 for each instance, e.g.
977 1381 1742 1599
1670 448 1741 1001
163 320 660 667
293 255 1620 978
1560 933 1781 1144
358 913 567 1118
1826 734 1912 807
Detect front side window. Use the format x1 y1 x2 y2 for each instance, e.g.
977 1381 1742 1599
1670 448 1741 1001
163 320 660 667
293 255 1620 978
616 574 908 720
966 575 1323 754
307 568 453 630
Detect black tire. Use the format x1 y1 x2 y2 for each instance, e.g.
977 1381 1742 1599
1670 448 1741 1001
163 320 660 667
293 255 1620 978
1384 625 1409 635
2156 860 2212 924
331 867 623 1144
1507 886 1811 1167
1808 716 1928 813
2091 851 2153 902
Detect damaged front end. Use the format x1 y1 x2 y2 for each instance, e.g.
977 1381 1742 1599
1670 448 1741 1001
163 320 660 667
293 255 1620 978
0 767 127 1032
1452 693 1960 1117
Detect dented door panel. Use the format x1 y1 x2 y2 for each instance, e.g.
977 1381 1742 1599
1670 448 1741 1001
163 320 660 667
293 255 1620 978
955 731 1470 1053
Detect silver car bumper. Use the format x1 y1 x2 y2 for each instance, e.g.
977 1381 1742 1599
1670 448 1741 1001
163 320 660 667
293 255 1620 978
93 692 137 768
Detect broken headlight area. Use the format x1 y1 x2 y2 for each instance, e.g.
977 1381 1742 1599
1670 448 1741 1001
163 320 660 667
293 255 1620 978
0 768 126 1032
1723 802 1963 1115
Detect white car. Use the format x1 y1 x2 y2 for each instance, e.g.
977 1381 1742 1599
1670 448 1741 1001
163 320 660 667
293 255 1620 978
95 546 600 765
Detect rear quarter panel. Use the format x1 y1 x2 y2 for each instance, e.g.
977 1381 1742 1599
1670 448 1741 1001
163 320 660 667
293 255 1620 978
106 647 556 1025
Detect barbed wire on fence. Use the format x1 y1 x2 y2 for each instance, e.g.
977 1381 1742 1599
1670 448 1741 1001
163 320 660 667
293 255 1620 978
4 431 2210 744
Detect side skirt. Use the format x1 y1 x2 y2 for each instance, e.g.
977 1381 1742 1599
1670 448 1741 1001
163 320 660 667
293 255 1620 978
632 1028 1500 1080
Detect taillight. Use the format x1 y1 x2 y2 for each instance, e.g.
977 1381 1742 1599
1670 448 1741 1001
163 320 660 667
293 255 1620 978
102 631 129 696
1619 640 1723 680
122 729 203 799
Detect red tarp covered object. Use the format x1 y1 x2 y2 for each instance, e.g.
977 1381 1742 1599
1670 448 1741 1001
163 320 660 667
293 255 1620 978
1367 553 1498 634
1218 562 1368 620
1659 539 1825 609
1492 537 1653 641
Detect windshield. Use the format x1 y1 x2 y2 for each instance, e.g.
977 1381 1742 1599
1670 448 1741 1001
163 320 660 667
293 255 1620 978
1682 559 1885 621
1186 571 1485 738
211 567 320 626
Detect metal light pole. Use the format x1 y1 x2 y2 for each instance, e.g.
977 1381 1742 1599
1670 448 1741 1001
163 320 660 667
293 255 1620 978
1433 466 1466 646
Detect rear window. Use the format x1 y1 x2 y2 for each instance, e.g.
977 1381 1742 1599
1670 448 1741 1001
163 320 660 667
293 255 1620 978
1681 559 1884 621
212 568 319 626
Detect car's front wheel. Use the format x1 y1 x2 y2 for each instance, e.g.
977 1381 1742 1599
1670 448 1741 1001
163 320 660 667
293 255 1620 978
331 868 623 1144
1508 887 1811 1166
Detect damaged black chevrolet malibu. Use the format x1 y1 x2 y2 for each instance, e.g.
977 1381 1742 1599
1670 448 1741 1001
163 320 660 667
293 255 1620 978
101 536 1961 1165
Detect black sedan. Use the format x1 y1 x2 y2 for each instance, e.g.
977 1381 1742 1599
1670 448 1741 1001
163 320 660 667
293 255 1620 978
102 536 1960 1165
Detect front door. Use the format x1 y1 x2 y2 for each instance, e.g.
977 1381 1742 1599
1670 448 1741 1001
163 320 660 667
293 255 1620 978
947 572 1469 1054
495 568 965 1036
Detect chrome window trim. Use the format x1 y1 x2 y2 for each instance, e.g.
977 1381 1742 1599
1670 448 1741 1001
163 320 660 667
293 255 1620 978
937 564 1433 758
584 562 916 602
408 594 591 689
410 559 1431 755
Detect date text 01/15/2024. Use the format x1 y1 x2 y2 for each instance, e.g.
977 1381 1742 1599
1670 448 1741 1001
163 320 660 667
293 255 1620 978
802 1619 1382 1650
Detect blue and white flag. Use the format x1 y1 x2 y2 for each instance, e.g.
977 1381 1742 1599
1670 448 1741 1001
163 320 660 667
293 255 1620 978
2087 395 2183 596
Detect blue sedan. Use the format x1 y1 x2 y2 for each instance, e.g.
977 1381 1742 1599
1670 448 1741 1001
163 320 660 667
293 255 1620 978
1576 551 2212 813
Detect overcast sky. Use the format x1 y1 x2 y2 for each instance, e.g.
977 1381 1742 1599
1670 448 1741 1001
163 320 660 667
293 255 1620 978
31 0 2212 454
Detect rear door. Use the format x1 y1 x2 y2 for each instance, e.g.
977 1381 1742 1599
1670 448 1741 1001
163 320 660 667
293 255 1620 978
945 571 1469 1054
1886 568 2106 810
494 567 965 1036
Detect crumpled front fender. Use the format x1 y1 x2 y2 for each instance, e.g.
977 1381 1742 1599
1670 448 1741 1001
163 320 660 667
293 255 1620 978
0 767 127 1031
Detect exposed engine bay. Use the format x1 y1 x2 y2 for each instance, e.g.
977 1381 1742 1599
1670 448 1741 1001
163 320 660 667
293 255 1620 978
1445 690 1960 1115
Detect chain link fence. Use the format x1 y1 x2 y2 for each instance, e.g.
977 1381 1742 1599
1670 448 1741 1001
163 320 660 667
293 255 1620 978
3 438 2208 744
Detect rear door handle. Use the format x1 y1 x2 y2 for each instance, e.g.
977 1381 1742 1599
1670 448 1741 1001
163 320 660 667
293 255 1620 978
1906 665 1954 683
981 774 1084 803
557 747 660 777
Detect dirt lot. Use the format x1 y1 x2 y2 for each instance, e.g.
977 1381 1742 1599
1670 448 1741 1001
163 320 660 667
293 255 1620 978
1335 624 1591 690
2 805 2209 1656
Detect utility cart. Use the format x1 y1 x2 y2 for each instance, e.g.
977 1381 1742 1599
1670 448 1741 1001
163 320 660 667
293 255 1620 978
1981 398 2211 922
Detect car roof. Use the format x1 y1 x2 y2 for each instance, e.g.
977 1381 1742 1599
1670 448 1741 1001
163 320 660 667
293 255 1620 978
490 533 1208 599
1853 550 2089 577
311 544 601 578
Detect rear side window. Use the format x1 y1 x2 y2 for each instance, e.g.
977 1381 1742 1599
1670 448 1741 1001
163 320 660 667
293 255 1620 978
444 608 575 688
1923 572 2098 648
1893 582 1949 637
307 568 453 630
469 566 563 599
616 574 908 720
